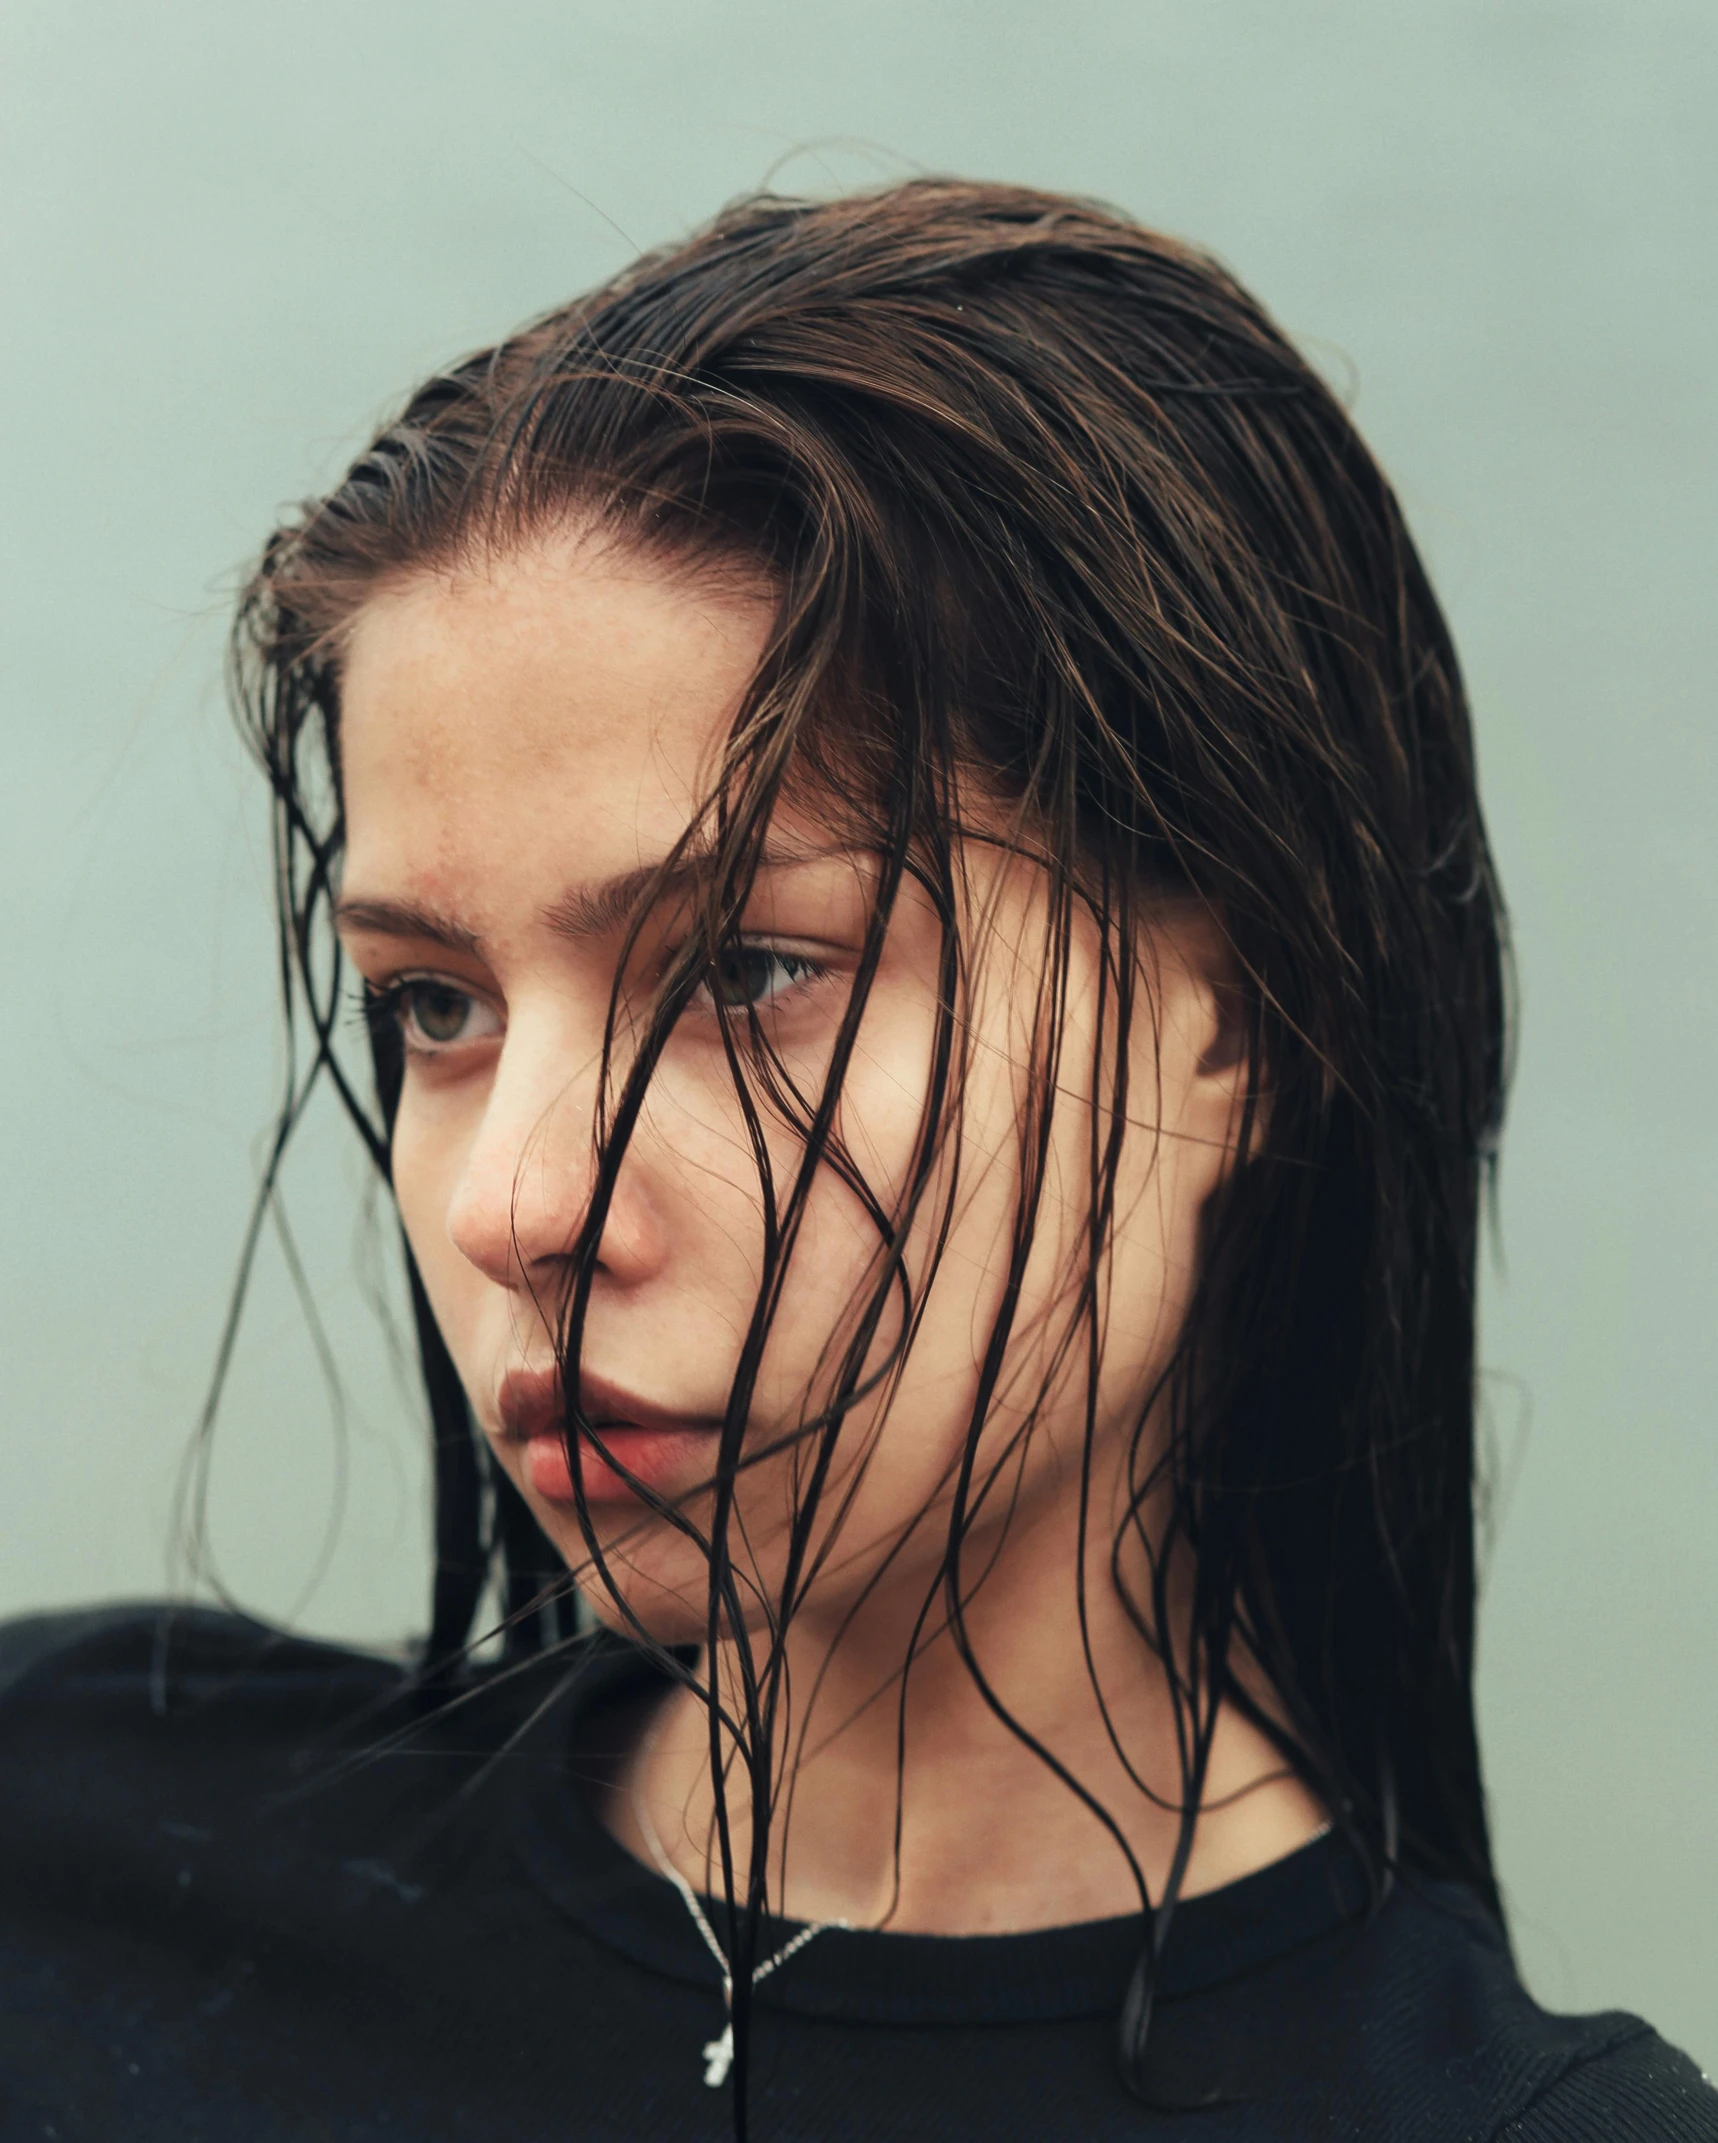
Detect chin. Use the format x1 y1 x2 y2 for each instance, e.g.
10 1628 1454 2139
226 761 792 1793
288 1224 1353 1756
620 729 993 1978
565 1534 728 1650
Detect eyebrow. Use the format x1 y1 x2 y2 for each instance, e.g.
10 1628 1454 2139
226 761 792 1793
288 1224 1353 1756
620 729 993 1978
332 896 484 955
334 844 839 957
539 857 705 943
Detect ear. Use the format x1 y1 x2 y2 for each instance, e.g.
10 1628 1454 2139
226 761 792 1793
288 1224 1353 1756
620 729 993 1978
1149 901 1263 1174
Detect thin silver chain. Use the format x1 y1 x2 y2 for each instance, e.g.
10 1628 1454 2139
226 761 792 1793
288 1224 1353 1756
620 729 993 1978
630 1716 848 2086
633 1720 1335 2086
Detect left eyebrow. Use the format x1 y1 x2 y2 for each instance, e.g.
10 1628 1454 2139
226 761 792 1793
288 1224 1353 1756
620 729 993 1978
540 844 850 944
541 859 700 943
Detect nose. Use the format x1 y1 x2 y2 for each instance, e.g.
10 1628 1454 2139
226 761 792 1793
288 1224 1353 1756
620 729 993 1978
444 1010 661 1295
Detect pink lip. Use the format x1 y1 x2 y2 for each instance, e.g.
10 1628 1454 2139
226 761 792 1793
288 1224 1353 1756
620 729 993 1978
495 1365 723 1506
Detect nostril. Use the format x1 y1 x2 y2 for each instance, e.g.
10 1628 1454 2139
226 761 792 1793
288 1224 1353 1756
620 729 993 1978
447 1142 595 1290
423 1057 662 1296
445 1183 522 1288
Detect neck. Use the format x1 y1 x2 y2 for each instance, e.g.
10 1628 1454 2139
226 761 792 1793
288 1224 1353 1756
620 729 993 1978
606 1509 1326 1936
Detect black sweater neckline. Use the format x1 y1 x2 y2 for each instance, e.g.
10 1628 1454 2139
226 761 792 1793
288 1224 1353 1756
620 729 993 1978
509 1636 1381 2027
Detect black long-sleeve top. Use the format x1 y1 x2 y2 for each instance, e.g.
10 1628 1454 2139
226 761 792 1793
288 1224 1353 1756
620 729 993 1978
1 1605 1712 2140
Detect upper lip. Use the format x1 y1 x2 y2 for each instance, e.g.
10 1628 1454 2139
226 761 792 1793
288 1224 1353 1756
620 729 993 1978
495 1363 720 1443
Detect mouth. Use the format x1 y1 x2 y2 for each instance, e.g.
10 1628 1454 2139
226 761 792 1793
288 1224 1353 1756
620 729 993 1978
494 1365 724 1506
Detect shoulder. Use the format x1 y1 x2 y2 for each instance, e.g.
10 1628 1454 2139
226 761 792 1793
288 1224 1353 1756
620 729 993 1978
0 1606 643 2135
0 1596 632 1814
1153 1852 1718 2140
1495 2023 1718 2141
0 1599 406 1765
0 1598 612 1988
1360 1878 1718 2142
0 1601 412 1876
0 1598 402 1690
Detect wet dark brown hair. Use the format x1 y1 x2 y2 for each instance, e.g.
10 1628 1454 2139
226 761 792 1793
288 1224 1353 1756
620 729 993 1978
227 178 1510 2125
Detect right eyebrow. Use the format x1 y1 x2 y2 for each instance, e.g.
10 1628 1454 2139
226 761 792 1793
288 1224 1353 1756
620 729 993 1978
331 866 693 957
334 842 847 961
333 898 484 955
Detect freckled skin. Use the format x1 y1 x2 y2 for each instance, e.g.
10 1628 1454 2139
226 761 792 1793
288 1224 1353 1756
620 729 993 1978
335 529 1325 1936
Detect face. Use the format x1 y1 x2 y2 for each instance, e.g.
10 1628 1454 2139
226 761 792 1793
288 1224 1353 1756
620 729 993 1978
336 531 1244 1646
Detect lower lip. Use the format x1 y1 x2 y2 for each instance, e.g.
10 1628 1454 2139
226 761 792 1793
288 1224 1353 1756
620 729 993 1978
524 1425 720 1505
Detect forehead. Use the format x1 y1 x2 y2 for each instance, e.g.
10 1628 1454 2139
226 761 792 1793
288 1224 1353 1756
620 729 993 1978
338 535 775 888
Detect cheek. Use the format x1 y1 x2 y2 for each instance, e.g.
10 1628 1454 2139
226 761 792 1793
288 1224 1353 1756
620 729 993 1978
1091 1086 1219 1396
892 955 1191 1456
389 1092 474 1307
1101 1171 1183 1364
770 1024 938 1328
763 1052 1009 1501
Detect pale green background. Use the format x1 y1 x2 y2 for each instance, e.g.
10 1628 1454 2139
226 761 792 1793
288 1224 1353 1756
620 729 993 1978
3 0 1713 2069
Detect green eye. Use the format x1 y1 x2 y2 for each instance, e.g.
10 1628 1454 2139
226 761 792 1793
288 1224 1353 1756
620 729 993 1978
705 946 818 1009
403 982 477 1045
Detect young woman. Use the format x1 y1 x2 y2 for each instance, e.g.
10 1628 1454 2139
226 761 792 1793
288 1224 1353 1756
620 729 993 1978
2 180 1711 2141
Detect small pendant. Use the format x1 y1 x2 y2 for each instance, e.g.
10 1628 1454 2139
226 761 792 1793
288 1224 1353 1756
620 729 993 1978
702 2021 734 2088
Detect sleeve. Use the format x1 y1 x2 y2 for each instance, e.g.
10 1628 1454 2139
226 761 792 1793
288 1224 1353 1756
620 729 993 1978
1500 2028 1718 2141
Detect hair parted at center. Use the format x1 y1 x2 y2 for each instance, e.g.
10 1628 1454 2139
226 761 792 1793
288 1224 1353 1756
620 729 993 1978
229 177 1510 2117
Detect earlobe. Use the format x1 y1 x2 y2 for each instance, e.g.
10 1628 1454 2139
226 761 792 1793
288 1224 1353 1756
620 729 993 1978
1161 906 1266 1164
1156 904 1247 1077
1197 972 1253 1081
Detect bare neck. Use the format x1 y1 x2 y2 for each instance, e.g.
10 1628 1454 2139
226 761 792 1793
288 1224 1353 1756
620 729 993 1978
604 1522 1326 1936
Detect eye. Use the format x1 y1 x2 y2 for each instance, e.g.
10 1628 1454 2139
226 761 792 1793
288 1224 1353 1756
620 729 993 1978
370 978 502 1055
698 944 824 1011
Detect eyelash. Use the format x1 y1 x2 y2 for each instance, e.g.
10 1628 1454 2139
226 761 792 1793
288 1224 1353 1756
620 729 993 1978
358 976 496 1057
355 942 831 1056
356 979 404 1039
690 943 830 1013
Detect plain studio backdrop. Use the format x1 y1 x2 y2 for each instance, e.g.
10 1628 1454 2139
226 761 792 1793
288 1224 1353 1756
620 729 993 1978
3 0 1713 2068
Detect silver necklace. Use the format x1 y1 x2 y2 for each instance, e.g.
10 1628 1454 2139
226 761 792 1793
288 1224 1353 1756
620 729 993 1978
630 1723 849 2088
